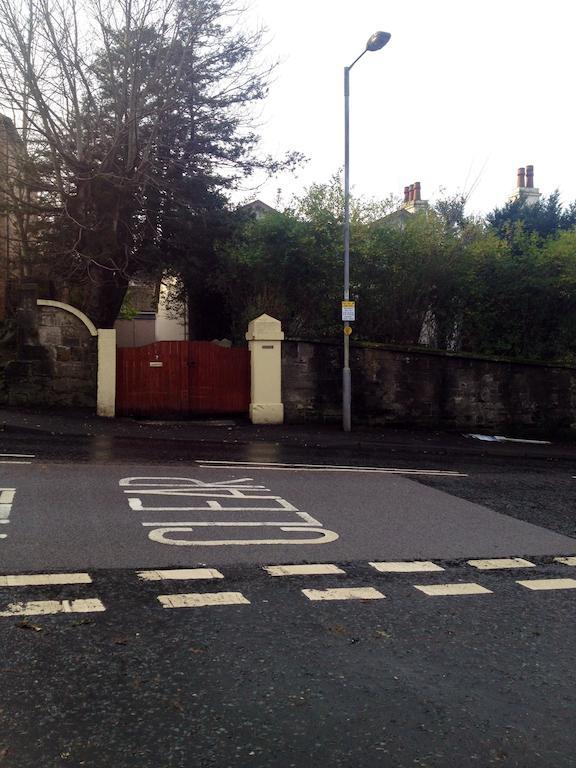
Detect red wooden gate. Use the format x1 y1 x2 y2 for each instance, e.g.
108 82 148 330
116 341 250 416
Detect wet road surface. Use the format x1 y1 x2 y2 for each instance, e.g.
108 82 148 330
0 429 575 767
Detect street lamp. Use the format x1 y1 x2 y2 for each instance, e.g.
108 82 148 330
342 30 391 432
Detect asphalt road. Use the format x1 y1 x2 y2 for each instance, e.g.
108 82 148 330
0 430 575 767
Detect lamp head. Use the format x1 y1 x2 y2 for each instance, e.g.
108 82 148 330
366 31 391 51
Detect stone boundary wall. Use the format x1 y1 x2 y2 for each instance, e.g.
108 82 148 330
6 300 97 408
282 340 576 434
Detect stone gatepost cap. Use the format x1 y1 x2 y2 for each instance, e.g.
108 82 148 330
245 313 285 341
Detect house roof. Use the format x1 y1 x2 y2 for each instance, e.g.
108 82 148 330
238 200 278 218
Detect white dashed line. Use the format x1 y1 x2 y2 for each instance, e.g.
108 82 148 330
0 598 105 617
158 592 250 608
301 587 385 601
369 561 444 573
137 568 224 581
516 578 576 591
264 564 346 577
554 557 576 567
414 583 493 597
467 558 535 570
0 573 92 587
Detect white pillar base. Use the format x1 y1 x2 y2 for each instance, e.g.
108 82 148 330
97 329 117 417
250 403 284 424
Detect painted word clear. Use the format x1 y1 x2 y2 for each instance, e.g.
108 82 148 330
0 488 16 540
119 477 339 546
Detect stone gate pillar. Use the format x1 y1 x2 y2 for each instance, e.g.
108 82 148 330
245 314 284 424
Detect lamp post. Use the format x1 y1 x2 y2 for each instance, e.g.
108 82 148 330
342 30 391 432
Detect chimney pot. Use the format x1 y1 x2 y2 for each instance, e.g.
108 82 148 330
409 184 415 202
526 165 534 188
517 167 526 188
414 181 421 201
403 186 410 203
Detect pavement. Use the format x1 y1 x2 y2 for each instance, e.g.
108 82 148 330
1 405 575 461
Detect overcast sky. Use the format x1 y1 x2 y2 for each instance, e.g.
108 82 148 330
238 0 576 215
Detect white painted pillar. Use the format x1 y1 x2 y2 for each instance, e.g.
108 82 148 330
97 329 116 417
245 314 284 424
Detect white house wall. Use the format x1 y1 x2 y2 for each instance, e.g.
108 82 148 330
155 278 187 341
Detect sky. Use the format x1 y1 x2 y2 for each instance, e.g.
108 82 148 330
236 0 576 216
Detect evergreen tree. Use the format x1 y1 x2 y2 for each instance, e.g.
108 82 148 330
0 0 301 326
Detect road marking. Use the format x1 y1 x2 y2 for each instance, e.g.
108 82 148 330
0 461 32 465
137 568 224 581
158 592 250 609
0 598 105 617
0 488 16 537
554 557 576 567
302 587 384 601
516 578 576 591
414 583 493 596
467 558 535 570
0 453 35 458
147 527 339 546
121 476 339 547
264 564 346 577
0 573 92 587
369 561 444 573
197 460 467 477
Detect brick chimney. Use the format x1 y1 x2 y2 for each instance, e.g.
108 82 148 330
517 167 525 188
402 181 428 213
509 164 540 207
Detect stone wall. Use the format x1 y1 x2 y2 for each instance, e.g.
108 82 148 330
282 340 576 434
6 295 97 407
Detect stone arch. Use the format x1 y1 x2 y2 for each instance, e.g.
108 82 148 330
36 299 98 337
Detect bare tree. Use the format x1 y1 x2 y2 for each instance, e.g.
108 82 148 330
0 0 287 326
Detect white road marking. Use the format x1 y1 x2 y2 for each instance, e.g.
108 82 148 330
0 461 32 465
415 583 493 596
0 453 35 458
467 558 536 570
121 476 338 547
128 496 303 513
147 527 339 546
197 460 467 477
554 557 576 567
141 520 320 527
0 573 92 587
158 592 250 608
302 587 384 601
0 598 105 617
516 578 576 591
369 561 444 573
0 488 15 535
120 477 265 488
264 564 345 577
137 568 224 581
